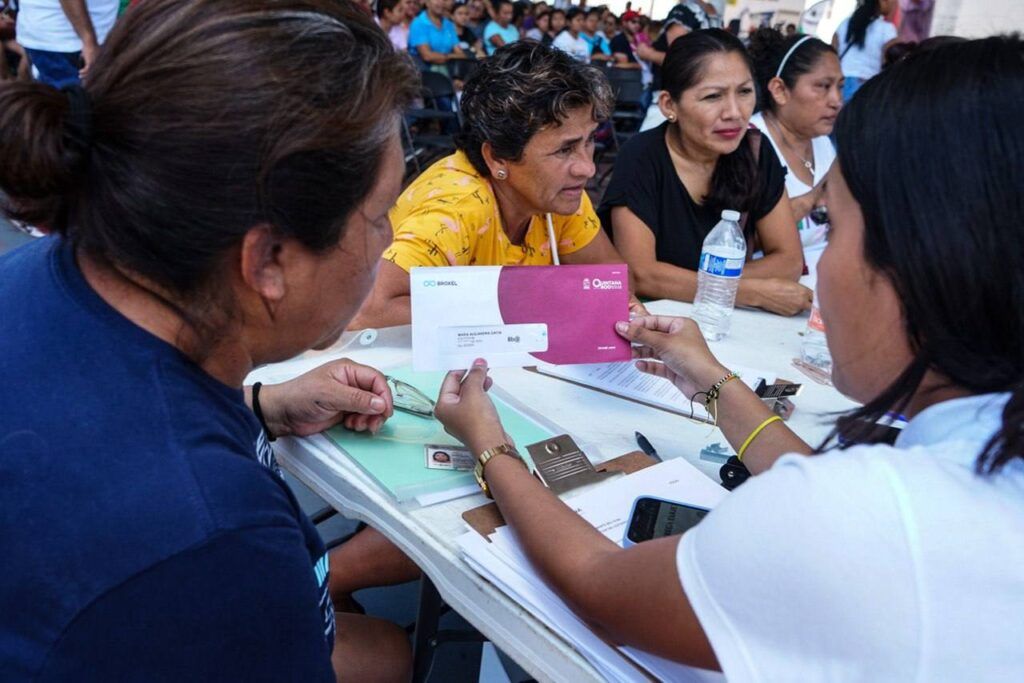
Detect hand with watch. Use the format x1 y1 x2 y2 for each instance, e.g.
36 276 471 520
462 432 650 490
433 358 528 497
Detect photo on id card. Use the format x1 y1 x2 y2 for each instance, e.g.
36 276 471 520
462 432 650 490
424 444 475 471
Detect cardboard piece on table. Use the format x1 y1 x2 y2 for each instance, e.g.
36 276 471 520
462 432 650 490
461 450 658 540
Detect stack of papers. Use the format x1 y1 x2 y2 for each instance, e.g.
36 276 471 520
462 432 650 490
535 361 773 422
458 459 727 682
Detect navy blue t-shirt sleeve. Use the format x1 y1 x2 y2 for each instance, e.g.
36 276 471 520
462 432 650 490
37 526 335 683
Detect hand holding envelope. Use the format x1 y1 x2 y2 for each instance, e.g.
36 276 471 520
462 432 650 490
411 264 633 371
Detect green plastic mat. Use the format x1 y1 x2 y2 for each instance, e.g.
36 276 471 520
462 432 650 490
324 367 552 503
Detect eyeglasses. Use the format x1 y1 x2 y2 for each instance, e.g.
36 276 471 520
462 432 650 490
386 376 436 418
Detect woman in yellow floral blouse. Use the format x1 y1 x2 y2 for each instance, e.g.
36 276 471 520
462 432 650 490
350 41 639 329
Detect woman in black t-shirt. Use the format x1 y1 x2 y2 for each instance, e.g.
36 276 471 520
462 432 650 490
600 29 811 316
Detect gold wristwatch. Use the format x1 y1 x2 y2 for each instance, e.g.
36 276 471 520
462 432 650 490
473 443 525 498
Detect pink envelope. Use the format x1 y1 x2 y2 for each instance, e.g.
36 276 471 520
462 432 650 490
496 264 632 365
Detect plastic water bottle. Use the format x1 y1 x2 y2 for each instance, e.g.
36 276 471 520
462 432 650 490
693 210 745 341
800 292 832 372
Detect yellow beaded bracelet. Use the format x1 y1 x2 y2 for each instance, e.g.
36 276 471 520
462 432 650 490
737 415 783 461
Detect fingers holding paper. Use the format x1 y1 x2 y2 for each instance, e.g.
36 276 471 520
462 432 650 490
435 359 508 456
615 316 729 399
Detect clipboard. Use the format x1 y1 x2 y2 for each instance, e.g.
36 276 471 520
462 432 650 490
461 450 659 540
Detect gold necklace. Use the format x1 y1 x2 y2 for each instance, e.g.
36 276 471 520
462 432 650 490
766 114 815 176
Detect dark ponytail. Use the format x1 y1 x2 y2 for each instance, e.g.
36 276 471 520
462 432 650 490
0 82 87 228
662 28 759 213
0 0 417 300
845 0 880 50
748 27 836 113
822 35 1024 474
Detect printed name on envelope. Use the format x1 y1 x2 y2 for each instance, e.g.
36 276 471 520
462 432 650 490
438 324 549 355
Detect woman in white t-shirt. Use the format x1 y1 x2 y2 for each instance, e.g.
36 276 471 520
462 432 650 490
833 0 899 101
433 35 1024 682
749 28 842 250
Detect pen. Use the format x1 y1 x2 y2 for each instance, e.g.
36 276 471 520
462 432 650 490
634 431 663 463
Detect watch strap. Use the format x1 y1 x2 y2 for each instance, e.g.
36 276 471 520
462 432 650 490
474 443 523 498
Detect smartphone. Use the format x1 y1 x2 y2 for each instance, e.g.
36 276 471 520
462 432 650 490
622 496 710 547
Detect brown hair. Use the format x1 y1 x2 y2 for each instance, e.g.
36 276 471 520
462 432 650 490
0 0 416 305
456 41 612 177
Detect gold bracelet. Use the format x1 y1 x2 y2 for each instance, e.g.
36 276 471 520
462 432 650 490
473 443 525 498
737 415 783 461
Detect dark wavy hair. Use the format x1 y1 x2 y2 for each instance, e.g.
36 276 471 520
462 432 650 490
662 28 759 214
0 0 416 345
456 41 613 176
845 0 881 50
823 34 1024 474
748 27 836 113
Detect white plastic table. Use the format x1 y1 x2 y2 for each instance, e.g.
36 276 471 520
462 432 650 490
247 299 857 682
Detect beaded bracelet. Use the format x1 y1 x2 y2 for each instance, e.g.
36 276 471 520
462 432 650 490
690 371 738 426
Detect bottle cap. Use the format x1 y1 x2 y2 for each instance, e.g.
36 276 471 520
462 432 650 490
721 210 741 222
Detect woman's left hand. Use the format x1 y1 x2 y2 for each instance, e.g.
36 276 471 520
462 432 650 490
433 359 508 455
615 315 729 399
255 359 394 438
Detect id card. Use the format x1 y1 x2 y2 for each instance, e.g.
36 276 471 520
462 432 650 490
424 444 476 471
438 324 548 355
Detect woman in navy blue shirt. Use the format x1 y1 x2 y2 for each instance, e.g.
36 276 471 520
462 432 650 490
0 0 417 680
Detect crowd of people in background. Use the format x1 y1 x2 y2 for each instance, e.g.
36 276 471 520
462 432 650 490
1 0 936 103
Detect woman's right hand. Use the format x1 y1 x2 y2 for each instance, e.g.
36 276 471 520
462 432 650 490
747 278 813 316
433 359 509 456
615 316 730 399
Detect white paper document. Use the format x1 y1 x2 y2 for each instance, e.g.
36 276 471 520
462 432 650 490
458 458 727 682
535 360 774 422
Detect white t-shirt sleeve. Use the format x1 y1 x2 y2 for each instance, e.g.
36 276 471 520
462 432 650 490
880 20 898 43
552 31 572 53
835 18 850 48
676 450 921 683
16 0 119 52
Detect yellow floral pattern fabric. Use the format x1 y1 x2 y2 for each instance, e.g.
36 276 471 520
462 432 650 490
383 151 601 272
